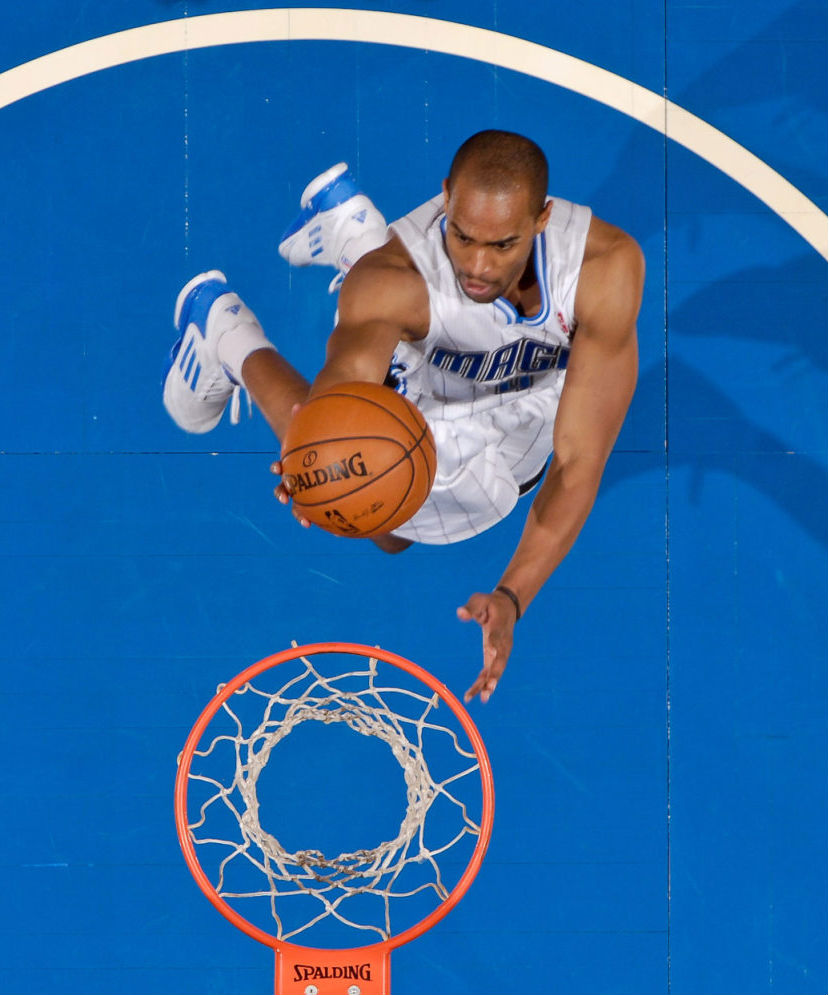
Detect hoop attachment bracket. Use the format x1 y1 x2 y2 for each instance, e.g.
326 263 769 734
275 942 390 995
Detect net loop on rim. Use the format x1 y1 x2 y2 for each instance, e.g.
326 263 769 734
184 647 486 944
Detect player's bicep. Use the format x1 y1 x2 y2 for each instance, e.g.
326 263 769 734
554 235 643 466
337 253 424 332
311 261 419 394
552 322 638 469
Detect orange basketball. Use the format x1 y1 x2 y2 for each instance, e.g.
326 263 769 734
281 382 437 538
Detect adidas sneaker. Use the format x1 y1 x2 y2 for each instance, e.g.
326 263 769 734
162 271 243 433
278 162 387 291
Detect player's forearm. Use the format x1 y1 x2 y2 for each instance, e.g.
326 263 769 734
310 354 386 396
309 321 401 397
496 456 605 616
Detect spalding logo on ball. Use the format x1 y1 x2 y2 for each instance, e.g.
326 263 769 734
281 382 437 537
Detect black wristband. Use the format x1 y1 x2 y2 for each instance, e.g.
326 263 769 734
494 584 522 621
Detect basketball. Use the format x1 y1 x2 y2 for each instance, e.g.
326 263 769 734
280 382 437 538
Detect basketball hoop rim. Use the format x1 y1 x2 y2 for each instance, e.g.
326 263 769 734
174 641 495 956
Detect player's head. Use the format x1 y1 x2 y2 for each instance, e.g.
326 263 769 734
442 130 551 303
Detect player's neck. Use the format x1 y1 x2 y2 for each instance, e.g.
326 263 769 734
503 252 541 317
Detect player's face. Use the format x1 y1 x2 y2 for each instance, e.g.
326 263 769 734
442 177 549 304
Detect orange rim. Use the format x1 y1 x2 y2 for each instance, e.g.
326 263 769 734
174 641 495 958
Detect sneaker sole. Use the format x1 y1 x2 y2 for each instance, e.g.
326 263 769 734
174 269 227 329
300 161 349 206
278 166 362 249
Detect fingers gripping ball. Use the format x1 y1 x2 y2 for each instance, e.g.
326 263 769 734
281 382 437 537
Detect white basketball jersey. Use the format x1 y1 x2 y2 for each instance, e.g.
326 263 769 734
389 193 591 416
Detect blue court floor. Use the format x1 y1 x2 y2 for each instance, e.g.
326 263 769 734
0 3 826 994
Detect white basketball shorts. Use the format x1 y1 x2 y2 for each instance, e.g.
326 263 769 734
391 376 565 545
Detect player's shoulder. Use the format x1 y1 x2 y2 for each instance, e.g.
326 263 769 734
338 235 430 338
583 215 644 276
341 234 426 301
575 216 645 335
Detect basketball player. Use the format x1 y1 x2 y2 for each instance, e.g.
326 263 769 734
162 131 644 703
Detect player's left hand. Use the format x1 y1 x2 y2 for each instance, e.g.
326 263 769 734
458 591 516 703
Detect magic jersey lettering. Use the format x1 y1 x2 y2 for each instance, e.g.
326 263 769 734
429 336 568 384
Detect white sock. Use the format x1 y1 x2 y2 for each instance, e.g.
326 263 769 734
214 294 277 385
336 203 389 272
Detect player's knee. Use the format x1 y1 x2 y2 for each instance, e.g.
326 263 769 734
371 534 414 555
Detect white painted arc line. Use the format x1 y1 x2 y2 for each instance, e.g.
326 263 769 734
665 106 827 257
0 8 825 258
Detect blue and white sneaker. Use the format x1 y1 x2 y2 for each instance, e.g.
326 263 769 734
162 270 243 433
278 162 388 291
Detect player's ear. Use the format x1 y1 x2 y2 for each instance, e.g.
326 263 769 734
535 198 553 234
442 178 450 212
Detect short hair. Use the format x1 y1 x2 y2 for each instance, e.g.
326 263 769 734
447 130 549 215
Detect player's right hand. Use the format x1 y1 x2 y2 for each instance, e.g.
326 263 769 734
271 401 311 527
458 591 516 703
270 459 311 528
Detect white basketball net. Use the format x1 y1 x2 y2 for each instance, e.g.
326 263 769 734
185 649 484 943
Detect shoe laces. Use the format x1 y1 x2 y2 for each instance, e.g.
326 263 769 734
229 385 253 425
199 370 251 426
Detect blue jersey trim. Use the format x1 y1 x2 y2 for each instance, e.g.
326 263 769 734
493 233 550 326
493 298 514 322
